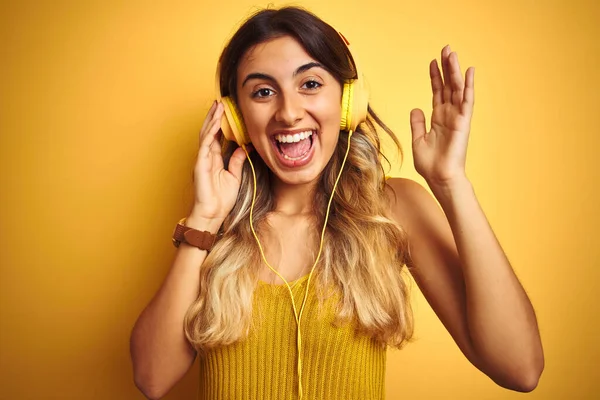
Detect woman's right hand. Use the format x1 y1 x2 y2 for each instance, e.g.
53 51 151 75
189 101 249 229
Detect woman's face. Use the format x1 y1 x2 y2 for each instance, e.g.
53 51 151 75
236 35 343 187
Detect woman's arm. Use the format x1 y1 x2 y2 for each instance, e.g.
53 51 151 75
388 45 543 390
130 101 248 399
387 177 544 391
130 215 222 400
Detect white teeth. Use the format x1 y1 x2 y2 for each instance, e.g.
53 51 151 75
275 130 313 143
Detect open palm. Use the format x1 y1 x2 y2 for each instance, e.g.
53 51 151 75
410 45 475 185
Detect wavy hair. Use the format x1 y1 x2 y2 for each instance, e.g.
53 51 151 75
184 6 414 352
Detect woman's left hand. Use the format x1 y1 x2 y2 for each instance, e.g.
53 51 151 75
410 45 475 187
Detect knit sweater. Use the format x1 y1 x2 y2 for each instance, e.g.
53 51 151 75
197 275 386 400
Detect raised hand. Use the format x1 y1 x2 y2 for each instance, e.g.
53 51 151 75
189 101 248 226
409 45 475 187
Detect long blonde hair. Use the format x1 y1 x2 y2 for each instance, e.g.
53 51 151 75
184 6 414 352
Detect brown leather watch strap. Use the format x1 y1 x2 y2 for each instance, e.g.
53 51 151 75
172 218 219 251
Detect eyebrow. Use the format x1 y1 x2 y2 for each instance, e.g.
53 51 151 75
241 62 325 87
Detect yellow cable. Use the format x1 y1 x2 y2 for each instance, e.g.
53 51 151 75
241 130 353 400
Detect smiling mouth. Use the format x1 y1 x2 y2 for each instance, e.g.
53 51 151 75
273 130 315 160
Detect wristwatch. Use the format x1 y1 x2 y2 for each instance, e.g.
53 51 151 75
172 218 220 251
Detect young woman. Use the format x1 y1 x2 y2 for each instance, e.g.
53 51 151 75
130 6 544 400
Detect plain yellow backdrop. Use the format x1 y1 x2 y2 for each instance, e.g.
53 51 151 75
1 0 598 399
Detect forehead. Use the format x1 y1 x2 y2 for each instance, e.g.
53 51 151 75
237 35 317 77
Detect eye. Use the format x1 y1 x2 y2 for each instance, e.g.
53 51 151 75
302 80 322 90
252 88 275 98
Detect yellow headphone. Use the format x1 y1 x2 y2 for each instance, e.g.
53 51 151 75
215 33 368 400
215 32 369 145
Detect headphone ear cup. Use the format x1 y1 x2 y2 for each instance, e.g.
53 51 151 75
340 80 368 132
350 78 369 132
220 96 251 146
340 82 353 131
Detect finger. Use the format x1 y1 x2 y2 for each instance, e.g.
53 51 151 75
441 45 452 103
449 52 465 106
461 67 475 115
227 146 249 182
209 131 222 155
199 101 217 142
199 102 223 144
210 131 225 171
199 110 223 160
409 108 427 143
430 59 443 108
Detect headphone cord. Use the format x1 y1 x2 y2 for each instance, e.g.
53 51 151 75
242 130 353 400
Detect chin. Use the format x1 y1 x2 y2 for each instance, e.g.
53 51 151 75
271 168 323 187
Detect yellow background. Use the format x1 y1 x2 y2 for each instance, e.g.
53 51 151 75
1 0 598 398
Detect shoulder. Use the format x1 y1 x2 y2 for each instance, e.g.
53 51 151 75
385 177 429 202
384 177 442 233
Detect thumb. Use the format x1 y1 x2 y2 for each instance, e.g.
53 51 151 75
228 146 249 182
409 108 427 143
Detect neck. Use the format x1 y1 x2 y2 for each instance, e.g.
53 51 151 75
270 176 317 216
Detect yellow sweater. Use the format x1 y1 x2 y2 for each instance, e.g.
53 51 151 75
197 275 386 400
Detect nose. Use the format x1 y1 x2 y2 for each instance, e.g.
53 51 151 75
275 92 305 126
